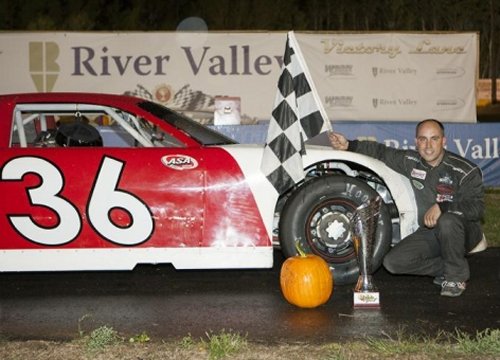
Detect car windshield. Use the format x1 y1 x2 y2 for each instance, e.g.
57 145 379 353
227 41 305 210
138 101 237 146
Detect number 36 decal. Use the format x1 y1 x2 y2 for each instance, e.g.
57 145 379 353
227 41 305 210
1 156 154 246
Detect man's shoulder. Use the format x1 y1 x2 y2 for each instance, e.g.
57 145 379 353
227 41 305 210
379 145 420 164
443 151 479 173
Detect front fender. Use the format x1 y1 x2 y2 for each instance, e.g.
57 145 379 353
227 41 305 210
302 146 418 239
220 144 418 243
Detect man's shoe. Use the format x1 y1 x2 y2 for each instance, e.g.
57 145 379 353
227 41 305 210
440 281 466 297
469 234 488 254
433 276 445 286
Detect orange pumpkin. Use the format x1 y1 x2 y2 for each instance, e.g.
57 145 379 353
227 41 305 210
280 251 333 308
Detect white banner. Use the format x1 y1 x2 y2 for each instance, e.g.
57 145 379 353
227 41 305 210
297 32 479 122
0 31 478 123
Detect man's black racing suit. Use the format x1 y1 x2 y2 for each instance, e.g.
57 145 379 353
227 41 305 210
348 140 484 282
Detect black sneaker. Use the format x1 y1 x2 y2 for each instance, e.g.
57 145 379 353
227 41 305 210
440 281 466 297
433 276 445 286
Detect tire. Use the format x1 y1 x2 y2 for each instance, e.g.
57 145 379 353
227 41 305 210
279 175 392 285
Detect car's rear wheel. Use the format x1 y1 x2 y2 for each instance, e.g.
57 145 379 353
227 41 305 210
279 175 392 285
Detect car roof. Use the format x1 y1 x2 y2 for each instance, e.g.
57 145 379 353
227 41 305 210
0 92 143 106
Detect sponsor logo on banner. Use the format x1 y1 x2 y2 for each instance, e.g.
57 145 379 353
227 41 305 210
324 64 355 78
434 98 465 111
29 41 60 92
325 95 354 108
372 67 417 77
435 67 465 79
372 98 417 108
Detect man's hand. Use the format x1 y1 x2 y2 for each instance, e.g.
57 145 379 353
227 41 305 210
424 204 442 228
328 131 349 150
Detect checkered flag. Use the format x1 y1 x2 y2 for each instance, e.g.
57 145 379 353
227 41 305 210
261 31 331 194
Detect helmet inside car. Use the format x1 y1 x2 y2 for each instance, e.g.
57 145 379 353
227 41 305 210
55 121 103 147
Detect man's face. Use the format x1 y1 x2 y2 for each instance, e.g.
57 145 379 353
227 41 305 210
415 122 446 167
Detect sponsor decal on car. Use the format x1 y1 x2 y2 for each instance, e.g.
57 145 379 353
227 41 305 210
161 154 199 170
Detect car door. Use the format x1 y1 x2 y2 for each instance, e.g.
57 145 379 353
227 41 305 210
0 103 205 251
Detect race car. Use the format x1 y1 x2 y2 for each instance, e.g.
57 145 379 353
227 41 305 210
0 92 417 284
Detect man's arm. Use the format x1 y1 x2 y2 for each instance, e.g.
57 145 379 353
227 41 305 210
329 131 410 175
439 167 485 222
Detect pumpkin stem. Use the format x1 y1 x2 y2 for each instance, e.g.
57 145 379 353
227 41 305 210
295 240 306 257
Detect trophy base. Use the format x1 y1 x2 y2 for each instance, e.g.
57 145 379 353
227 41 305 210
353 291 380 308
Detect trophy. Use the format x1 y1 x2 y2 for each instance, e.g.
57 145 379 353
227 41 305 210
351 196 381 308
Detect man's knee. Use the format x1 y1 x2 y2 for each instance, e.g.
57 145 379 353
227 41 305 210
436 212 468 252
436 212 462 228
436 212 464 237
383 251 402 274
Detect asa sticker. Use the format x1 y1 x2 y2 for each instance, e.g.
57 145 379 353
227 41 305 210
161 154 199 170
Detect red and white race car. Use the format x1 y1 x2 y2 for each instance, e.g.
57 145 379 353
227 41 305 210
0 92 417 284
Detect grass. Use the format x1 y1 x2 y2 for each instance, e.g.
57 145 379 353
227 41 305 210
202 330 248 360
81 328 248 359
363 328 500 359
84 325 122 354
484 188 500 247
454 328 500 355
1 328 499 359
